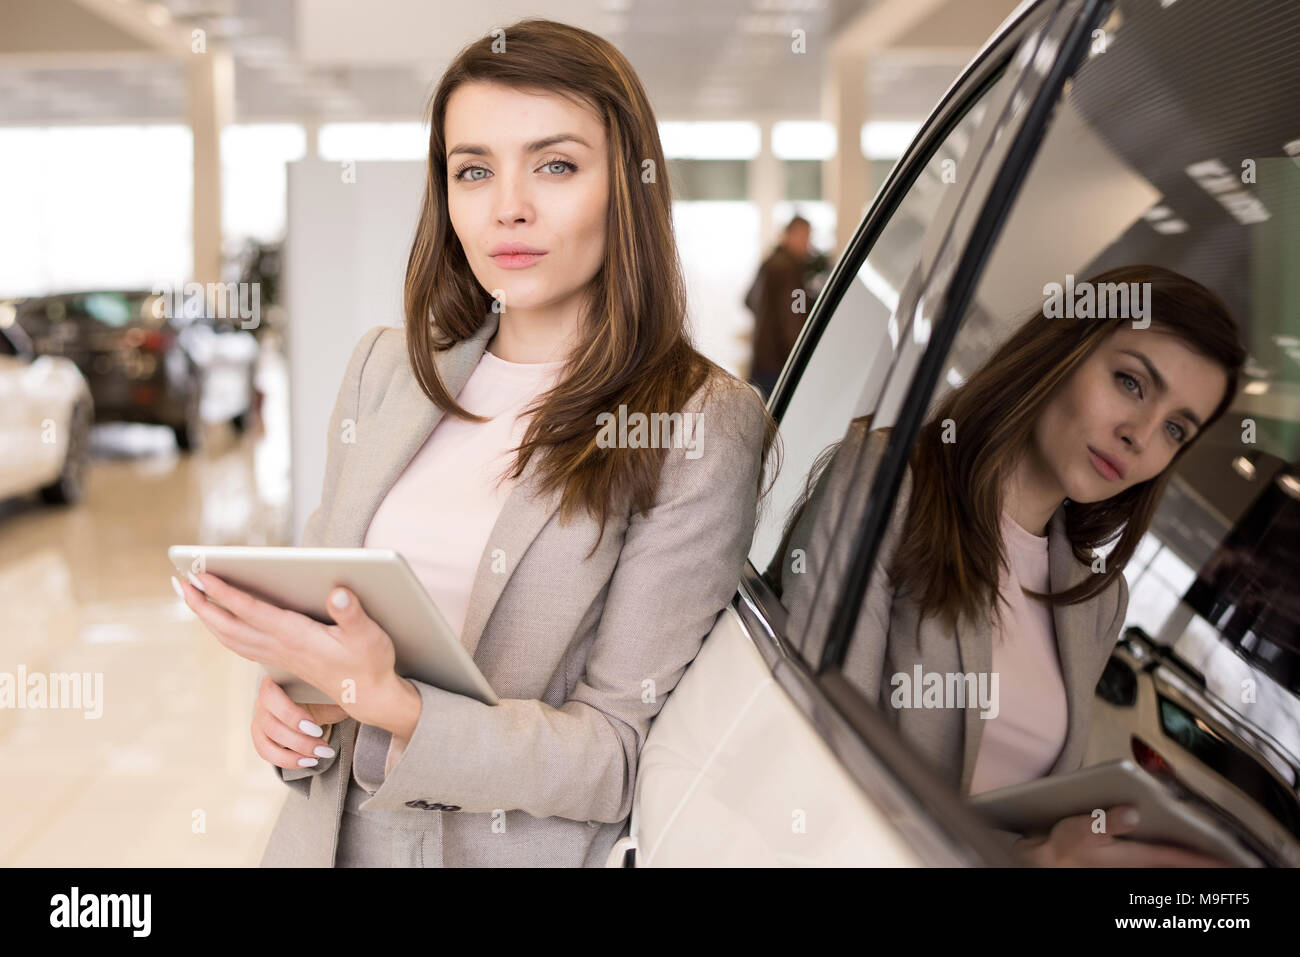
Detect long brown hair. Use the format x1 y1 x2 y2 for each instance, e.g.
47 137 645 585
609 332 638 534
890 264 1246 635
403 18 779 550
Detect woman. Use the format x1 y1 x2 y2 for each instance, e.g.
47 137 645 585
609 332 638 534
778 264 1245 865
172 18 777 867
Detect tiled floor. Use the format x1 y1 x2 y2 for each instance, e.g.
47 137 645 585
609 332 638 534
0 339 294 866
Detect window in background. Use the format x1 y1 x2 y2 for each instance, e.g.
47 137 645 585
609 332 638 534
221 123 306 245
774 120 836 255
862 120 925 202
0 125 193 297
661 121 761 376
316 122 427 161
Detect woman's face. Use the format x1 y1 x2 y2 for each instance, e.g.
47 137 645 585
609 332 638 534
443 81 609 319
1029 324 1229 504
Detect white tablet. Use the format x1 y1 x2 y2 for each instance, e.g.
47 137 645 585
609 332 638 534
168 545 497 707
967 759 1263 866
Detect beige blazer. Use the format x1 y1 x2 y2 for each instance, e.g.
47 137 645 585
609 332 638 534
259 311 769 867
783 421 1129 796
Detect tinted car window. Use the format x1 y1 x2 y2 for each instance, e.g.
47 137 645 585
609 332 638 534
747 75 1002 651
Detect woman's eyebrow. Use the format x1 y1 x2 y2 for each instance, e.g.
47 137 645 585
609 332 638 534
447 133 592 159
1117 347 1205 431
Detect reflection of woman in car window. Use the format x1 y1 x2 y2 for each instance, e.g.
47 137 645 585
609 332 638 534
780 264 1245 865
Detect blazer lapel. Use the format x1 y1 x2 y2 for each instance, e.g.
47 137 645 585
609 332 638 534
332 311 500 550
331 308 567 661
1046 504 1099 776
457 453 567 660
956 605 993 794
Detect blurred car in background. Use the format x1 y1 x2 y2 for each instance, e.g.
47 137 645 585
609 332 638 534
1090 626 1300 867
0 312 93 506
4 289 259 451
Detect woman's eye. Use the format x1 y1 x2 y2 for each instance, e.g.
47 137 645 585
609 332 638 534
1166 421 1187 443
541 160 577 176
1116 371 1141 396
454 165 489 182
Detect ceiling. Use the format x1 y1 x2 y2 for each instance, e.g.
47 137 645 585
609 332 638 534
0 0 987 126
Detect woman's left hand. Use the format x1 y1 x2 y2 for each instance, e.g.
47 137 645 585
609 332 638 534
174 571 419 735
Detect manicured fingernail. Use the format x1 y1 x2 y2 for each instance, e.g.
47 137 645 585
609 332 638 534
331 589 350 610
298 757 319 767
186 571 206 593
314 745 335 759
170 575 185 600
299 719 324 737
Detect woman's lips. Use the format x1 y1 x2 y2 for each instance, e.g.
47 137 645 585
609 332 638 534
1088 446 1122 481
491 252 547 269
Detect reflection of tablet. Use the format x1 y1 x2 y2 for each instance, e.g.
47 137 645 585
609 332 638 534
967 759 1262 867
168 545 497 707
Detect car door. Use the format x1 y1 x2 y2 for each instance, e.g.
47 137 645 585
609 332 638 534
617 0 1117 866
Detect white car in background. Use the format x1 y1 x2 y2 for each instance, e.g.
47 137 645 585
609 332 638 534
0 308 94 506
615 0 1300 866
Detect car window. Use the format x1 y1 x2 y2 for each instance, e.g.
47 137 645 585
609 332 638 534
71 292 144 328
745 63 1009 667
820 0 1300 861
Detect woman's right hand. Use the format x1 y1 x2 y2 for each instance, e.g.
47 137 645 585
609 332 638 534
1013 804 1232 867
252 674 349 769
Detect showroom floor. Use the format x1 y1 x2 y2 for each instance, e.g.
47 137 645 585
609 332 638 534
0 343 295 866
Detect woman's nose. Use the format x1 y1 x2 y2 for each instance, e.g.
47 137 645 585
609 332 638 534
493 174 533 225
1120 416 1159 456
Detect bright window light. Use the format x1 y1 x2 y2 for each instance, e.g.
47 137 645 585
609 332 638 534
860 120 922 160
223 123 306 163
0 125 192 296
222 124 307 243
318 122 428 161
771 121 836 160
658 121 760 159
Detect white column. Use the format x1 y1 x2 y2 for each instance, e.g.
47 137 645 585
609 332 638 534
822 52 871 259
303 121 320 161
752 118 783 252
187 45 234 285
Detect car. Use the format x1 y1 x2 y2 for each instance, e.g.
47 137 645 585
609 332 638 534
1089 626 1300 867
0 310 94 506
614 0 1300 866
6 288 259 451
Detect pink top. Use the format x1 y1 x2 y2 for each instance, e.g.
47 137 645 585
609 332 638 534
967 510 1069 795
356 346 566 783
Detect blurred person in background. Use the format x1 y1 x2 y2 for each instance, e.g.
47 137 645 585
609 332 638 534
745 214 820 400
